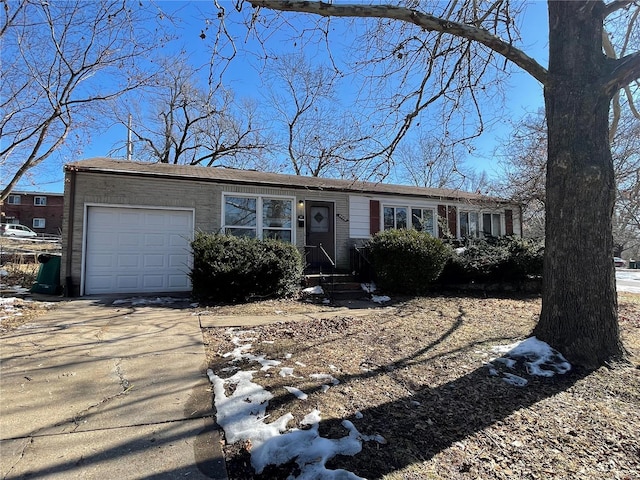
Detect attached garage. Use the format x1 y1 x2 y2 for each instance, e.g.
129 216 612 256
83 206 194 295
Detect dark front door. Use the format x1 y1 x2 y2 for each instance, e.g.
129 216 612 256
305 201 335 271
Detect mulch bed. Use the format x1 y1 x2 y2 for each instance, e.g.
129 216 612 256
202 293 640 480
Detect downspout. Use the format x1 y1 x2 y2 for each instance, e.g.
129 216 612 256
64 166 77 296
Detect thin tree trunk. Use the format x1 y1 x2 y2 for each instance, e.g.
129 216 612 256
534 1 625 368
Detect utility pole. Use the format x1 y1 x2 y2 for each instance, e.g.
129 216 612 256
127 113 133 161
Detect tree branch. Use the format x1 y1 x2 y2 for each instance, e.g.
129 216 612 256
603 0 637 17
604 51 640 97
249 0 548 84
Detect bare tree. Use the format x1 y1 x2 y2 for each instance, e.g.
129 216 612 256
498 106 640 250
0 0 168 200
395 130 490 191
494 111 548 240
111 60 272 168
238 0 640 367
265 53 380 178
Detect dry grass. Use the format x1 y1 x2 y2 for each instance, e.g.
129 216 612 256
0 297 59 332
0 258 60 332
203 293 640 480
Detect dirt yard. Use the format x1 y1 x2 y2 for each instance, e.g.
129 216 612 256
203 293 640 480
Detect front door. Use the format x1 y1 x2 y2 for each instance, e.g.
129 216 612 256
305 201 335 271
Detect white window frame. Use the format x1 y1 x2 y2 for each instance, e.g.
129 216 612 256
34 196 47 206
222 193 295 242
411 207 436 236
482 212 503 237
33 218 46 229
7 194 21 205
383 204 436 235
459 210 480 238
383 206 408 230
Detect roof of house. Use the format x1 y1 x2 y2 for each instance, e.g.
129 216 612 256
7 191 64 197
66 158 511 204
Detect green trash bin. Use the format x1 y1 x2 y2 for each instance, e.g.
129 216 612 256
31 254 61 294
629 260 637 269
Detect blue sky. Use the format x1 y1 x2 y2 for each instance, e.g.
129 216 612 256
17 0 549 194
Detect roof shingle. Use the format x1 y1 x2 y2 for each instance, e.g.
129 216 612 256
66 158 508 204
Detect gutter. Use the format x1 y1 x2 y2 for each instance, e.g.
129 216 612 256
69 165 512 206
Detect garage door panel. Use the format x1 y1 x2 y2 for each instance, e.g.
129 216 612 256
117 254 141 268
169 234 189 247
168 254 190 268
120 212 143 226
88 276 113 290
143 254 165 268
116 276 140 289
168 274 190 288
144 213 167 227
169 214 191 228
91 254 116 268
118 233 143 247
142 275 165 288
85 206 193 295
144 233 166 247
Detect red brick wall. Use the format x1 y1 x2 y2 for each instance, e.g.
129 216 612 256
1 193 64 235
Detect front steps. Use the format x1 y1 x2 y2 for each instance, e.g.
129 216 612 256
303 273 368 301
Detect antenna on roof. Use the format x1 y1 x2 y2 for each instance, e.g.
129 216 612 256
126 113 133 161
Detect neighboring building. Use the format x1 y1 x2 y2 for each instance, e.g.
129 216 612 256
61 158 522 296
1 191 64 235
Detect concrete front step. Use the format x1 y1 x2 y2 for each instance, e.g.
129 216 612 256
303 274 367 300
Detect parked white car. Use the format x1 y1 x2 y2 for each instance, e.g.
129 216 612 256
0 223 38 238
614 257 626 268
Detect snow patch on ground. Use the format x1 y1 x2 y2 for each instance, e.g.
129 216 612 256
361 283 376 293
488 336 571 386
302 286 324 295
283 386 308 400
208 331 386 478
371 295 391 304
0 296 55 324
310 373 340 385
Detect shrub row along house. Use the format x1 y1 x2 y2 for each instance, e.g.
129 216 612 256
61 158 522 296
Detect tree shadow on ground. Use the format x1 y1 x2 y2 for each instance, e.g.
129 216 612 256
325 366 586 479
242 366 588 479
214 299 589 479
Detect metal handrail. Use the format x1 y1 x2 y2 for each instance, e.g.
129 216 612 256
353 245 372 266
318 243 335 267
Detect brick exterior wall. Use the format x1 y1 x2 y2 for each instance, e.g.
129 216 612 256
1 192 64 235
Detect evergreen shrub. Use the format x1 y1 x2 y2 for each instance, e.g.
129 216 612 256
368 229 451 294
439 237 544 284
190 232 303 303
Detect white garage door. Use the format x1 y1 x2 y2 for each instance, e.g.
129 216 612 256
84 206 193 295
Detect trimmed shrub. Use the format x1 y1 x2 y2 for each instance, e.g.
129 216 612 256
190 232 303 303
439 237 544 284
504 237 544 279
368 229 451 294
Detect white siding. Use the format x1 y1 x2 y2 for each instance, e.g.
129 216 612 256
349 196 371 239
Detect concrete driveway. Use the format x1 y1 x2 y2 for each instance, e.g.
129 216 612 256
0 296 226 480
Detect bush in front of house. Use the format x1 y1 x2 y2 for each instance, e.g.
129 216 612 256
190 232 303 303
503 237 544 279
367 229 451 294
438 237 544 284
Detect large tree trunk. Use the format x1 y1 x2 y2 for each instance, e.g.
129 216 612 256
534 1 625 368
